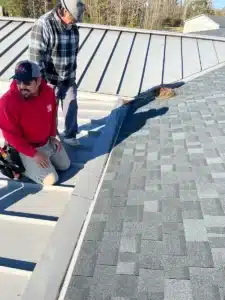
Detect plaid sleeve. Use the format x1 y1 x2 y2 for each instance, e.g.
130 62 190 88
28 21 49 79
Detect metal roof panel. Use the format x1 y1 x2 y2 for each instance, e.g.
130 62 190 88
0 22 32 56
78 30 119 92
141 34 165 92
0 20 10 30
214 41 225 63
98 31 135 95
163 36 182 84
0 21 23 41
182 37 201 78
1 17 225 97
76 29 105 84
119 33 149 97
0 215 55 262
197 39 218 69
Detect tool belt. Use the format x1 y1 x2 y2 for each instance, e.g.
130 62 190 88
0 144 25 180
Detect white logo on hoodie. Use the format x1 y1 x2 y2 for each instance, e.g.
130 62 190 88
47 104 52 112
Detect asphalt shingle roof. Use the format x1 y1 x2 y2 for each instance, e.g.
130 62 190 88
191 28 225 38
208 15 225 28
64 65 225 300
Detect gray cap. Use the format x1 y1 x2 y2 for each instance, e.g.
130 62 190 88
12 60 41 81
61 0 85 21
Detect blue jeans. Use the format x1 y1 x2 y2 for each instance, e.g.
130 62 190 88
54 83 78 138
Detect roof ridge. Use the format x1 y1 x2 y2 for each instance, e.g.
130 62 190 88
1 16 225 41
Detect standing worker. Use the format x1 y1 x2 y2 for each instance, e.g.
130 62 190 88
28 0 85 146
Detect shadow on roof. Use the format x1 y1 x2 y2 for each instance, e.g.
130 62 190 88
59 81 184 184
0 180 54 220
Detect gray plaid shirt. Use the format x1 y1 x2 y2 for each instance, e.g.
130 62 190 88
28 9 79 87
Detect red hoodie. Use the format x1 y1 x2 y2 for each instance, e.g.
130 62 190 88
0 79 57 157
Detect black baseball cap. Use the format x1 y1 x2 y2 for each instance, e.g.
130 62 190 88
11 60 41 82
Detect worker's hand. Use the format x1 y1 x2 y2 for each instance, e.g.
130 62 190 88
33 151 49 168
50 136 62 152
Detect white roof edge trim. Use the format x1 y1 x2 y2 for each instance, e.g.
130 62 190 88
184 14 207 23
1 16 225 41
204 15 221 27
79 22 225 41
0 16 35 22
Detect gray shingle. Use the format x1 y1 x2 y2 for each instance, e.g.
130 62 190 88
181 201 203 219
164 279 193 300
142 223 163 241
162 222 184 234
122 221 142 236
64 65 225 300
163 233 187 256
186 241 214 268
212 248 225 267
65 276 92 300
90 265 117 299
84 221 106 241
120 235 141 253
73 241 100 276
143 212 162 224
189 267 225 287
127 190 151 205
104 207 125 232
111 196 128 207
191 281 221 300
116 261 138 275
162 199 182 222
138 269 164 294
204 215 225 228
200 198 224 216
183 219 208 241
117 253 141 277
115 275 138 298
140 240 164 269
124 205 144 222
197 186 219 198
163 256 190 280
144 200 160 212
208 235 225 248
97 232 121 265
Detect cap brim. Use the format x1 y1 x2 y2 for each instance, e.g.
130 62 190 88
10 74 33 81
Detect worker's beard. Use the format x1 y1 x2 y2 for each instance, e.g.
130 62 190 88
20 89 33 99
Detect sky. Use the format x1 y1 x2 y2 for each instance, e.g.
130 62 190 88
212 0 224 9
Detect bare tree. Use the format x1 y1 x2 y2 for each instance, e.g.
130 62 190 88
2 0 217 30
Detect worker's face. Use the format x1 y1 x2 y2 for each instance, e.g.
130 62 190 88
62 4 85 25
16 78 41 99
63 9 77 25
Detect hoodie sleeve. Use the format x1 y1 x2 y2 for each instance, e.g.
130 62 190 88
50 88 57 137
1 99 37 157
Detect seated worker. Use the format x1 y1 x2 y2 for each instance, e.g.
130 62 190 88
0 60 71 185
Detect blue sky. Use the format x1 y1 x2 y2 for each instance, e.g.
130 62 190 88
213 0 224 9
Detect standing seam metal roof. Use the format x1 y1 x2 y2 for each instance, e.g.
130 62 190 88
1 17 225 97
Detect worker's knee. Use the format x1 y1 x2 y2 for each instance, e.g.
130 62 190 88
59 160 71 171
42 172 59 186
